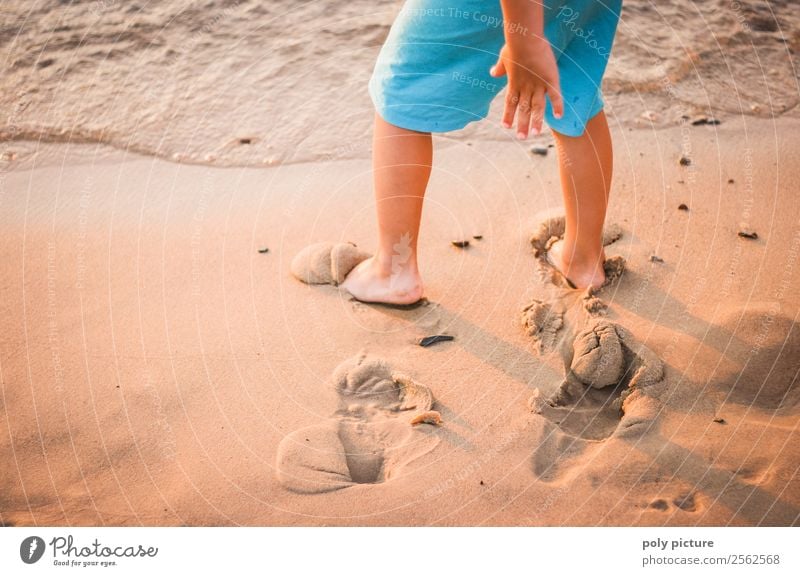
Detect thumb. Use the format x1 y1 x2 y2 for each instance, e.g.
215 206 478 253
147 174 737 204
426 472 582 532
489 56 506 78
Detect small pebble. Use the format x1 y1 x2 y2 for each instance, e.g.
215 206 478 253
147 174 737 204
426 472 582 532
238 137 253 145
258 247 270 254
419 334 455 347
738 228 758 240
678 203 689 211
728 178 735 184
649 255 664 263
679 156 691 166
690 116 721 126
713 417 726 424
530 145 549 156
451 240 470 248
472 235 483 240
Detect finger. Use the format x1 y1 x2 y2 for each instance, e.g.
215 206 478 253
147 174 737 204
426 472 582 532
489 57 506 78
502 90 519 129
516 91 533 139
547 76 564 119
530 88 546 135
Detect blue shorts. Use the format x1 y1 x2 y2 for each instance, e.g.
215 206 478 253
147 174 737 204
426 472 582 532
369 0 622 136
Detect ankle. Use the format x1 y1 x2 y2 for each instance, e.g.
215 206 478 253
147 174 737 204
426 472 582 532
374 249 419 278
559 241 605 269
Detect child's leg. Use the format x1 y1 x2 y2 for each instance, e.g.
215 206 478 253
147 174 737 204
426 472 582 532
340 113 431 305
548 110 613 290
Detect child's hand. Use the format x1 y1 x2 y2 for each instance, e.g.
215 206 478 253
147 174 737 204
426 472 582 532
490 39 563 139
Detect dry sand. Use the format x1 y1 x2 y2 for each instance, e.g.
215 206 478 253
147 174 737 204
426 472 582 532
1 113 799 526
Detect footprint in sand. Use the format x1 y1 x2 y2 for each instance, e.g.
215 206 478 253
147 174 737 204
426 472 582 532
523 295 664 480
528 318 665 482
529 215 626 291
276 354 441 494
530 318 664 441
290 241 370 286
520 215 624 349
524 215 664 480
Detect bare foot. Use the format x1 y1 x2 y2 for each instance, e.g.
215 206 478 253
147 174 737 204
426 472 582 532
340 256 424 305
548 239 606 290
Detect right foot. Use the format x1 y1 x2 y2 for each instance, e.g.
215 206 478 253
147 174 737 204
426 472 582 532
340 256 424 305
548 239 606 290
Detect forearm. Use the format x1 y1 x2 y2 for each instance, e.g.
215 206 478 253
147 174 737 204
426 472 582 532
499 0 545 48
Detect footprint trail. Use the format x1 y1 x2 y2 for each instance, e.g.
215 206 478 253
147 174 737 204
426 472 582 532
276 355 441 494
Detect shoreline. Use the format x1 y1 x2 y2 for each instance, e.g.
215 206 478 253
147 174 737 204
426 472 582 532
3 112 799 172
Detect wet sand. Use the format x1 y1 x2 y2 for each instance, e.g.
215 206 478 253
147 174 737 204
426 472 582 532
1 115 798 526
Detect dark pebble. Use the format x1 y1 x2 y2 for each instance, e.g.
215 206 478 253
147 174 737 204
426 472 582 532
690 116 721 126
649 255 664 263
258 247 270 254
728 178 735 184
451 240 470 248
419 334 455 347
713 417 726 424
238 137 252 145
738 229 758 240
472 235 483 240
678 203 689 211
530 146 549 156
679 156 691 166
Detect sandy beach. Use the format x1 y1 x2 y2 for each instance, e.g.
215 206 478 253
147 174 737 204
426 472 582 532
2 114 798 526
1 0 799 527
